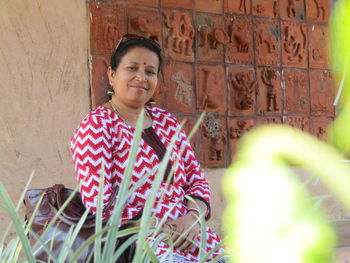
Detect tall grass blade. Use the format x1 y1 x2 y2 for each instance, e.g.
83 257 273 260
0 238 18 263
0 182 35 263
111 234 138 262
187 112 205 141
38 186 80 242
25 192 45 235
1 170 35 246
57 207 91 262
144 241 159 263
102 110 145 263
307 194 331 216
12 236 23 263
29 228 59 262
94 166 105 263
198 241 223 263
133 126 181 262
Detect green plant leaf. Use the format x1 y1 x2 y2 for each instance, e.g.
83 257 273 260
0 182 35 263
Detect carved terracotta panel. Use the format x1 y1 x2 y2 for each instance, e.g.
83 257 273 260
196 64 227 114
224 0 251 14
164 61 195 114
255 20 280 66
310 117 333 141
306 0 330 22
91 56 110 108
309 24 329 69
310 70 335 117
252 0 279 18
283 69 309 114
196 15 227 63
128 0 158 7
283 116 310 132
227 66 257 116
256 67 282 116
228 118 255 159
281 22 307 68
195 0 223 14
225 16 253 64
280 0 306 20
127 7 161 42
175 116 198 150
90 3 126 56
256 117 282 125
162 10 194 62
160 0 192 9
199 114 227 167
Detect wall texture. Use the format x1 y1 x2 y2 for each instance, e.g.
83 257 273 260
0 0 89 235
89 0 336 169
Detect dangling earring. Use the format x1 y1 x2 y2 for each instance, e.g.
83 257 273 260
146 97 156 106
107 86 114 95
107 86 115 101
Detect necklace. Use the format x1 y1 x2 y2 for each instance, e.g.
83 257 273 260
108 100 151 127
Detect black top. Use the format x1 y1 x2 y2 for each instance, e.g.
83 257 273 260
141 126 172 182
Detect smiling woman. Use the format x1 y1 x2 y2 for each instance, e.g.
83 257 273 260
70 34 227 262
107 46 159 123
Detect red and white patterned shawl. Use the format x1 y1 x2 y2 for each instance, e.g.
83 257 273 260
70 105 211 222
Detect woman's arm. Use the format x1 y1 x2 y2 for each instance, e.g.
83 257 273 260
177 127 211 219
70 114 116 217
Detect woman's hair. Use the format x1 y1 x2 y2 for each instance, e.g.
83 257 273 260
110 38 162 74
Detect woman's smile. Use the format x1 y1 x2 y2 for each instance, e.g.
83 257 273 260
130 84 148 91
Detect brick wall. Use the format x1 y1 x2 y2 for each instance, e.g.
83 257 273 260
89 0 335 168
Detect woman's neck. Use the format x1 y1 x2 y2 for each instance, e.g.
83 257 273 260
109 97 151 129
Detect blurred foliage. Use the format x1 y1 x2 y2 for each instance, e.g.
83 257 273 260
329 0 350 155
223 0 350 262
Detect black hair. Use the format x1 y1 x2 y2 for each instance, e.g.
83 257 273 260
110 38 162 74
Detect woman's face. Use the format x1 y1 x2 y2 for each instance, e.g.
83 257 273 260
107 46 159 108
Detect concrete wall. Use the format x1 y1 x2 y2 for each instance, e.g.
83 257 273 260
0 0 89 235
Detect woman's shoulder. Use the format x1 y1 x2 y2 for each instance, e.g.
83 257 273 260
147 106 178 126
78 105 117 127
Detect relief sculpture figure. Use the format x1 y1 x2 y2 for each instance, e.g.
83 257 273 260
163 12 194 56
104 20 119 50
203 114 225 161
261 68 279 112
171 71 193 106
239 0 247 13
313 0 325 20
130 16 161 42
284 26 306 62
209 132 225 161
199 26 229 50
201 68 221 110
287 0 301 18
228 23 249 53
180 15 195 56
287 117 307 130
230 71 257 110
257 28 277 53
229 120 250 140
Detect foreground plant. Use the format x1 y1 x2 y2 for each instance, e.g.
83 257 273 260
222 1 350 262
0 111 216 263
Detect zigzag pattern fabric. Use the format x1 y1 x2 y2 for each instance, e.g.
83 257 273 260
70 105 225 262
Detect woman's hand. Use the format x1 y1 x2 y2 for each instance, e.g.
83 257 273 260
163 212 201 253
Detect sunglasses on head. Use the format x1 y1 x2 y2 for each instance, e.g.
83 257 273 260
114 33 161 52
